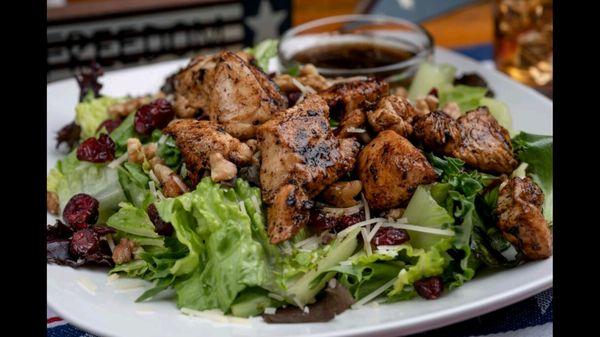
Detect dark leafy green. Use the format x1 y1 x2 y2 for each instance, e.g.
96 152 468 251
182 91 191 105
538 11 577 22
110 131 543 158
512 132 553 221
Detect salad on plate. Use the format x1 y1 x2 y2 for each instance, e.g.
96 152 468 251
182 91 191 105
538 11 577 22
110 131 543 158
46 40 553 323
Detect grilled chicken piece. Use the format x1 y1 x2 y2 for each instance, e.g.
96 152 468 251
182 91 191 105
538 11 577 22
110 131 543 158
319 78 388 119
413 107 517 174
358 130 437 211
206 51 288 139
337 109 367 138
172 51 287 139
257 94 361 243
163 119 253 185
173 54 218 118
496 177 552 260
366 95 416 137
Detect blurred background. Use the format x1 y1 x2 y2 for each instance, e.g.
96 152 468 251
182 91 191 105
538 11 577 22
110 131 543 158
47 0 552 97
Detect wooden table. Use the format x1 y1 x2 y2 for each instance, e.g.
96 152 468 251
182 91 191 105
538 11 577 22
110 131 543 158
292 0 494 49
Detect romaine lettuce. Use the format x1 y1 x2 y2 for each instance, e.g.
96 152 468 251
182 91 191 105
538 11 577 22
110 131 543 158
408 62 456 101
117 163 153 209
155 177 272 312
245 39 278 73
51 151 127 221
75 95 122 139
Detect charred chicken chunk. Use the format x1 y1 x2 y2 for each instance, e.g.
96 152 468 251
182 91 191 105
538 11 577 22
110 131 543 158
496 177 552 260
257 94 360 243
163 119 253 184
319 78 388 119
413 107 518 174
337 109 367 138
173 54 218 118
172 51 287 139
358 130 437 211
206 51 288 139
366 95 417 137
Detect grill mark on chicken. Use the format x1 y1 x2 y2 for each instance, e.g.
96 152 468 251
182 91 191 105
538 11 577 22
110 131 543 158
258 94 360 243
413 107 517 174
496 177 552 260
358 130 437 211
163 119 253 185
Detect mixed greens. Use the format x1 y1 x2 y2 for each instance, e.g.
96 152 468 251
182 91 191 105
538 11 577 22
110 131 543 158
47 45 552 323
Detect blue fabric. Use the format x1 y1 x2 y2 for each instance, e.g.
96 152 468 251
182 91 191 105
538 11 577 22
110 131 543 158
454 43 494 61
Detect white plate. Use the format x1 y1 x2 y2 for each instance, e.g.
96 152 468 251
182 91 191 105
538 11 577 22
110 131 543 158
47 47 552 337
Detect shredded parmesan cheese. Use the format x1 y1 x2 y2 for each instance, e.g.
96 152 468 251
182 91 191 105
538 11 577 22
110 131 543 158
148 170 161 186
366 222 383 242
383 222 455 236
351 278 396 309
264 307 277 315
361 227 373 256
345 127 366 134
291 77 316 94
108 152 128 169
106 234 115 252
172 175 188 193
321 202 364 216
329 76 368 85
336 217 386 239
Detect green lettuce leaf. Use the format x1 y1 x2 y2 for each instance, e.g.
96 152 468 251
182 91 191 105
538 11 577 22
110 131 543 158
403 185 455 249
245 39 278 73
512 132 553 221
109 113 138 156
388 239 452 297
156 135 181 169
408 62 456 101
117 162 154 209
106 202 160 238
75 95 122 139
155 177 271 312
439 85 488 113
52 151 127 221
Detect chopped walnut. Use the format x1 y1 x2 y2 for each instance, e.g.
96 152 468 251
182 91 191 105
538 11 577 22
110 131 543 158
321 180 363 208
47 191 59 215
442 102 461 119
143 143 157 160
152 163 189 197
112 238 137 265
127 138 144 164
394 86 408 98
383 208 405 220
245 139 258 153
209 152 238 182
414 94 439 116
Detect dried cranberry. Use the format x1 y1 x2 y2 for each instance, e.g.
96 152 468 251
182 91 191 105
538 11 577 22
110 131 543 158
414 277 444 300
96 117 122 133
69 228 101 258
134 98 174 135
76 134 116 163
372 227 410 246
309 210 365 233
427 88 439 98
147 203 173 236
62 193 99 228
